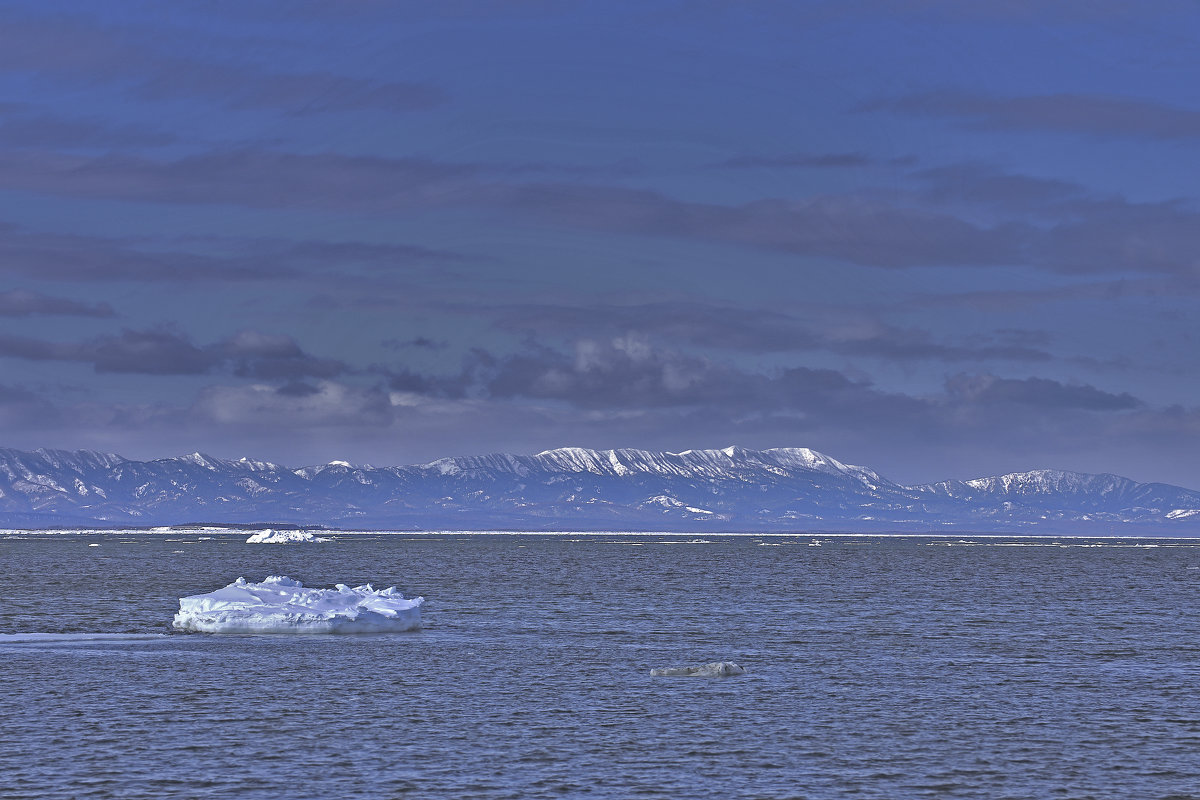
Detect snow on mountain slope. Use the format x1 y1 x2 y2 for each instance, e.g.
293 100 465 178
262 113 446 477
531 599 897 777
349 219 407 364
410 446 887 485
964 470 1132 496
0 445 1197 532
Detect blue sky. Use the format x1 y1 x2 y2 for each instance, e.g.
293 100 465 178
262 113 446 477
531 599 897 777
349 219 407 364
2 0 1199 486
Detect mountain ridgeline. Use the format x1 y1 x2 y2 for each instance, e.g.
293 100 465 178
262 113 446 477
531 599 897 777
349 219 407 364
1 445 1198 533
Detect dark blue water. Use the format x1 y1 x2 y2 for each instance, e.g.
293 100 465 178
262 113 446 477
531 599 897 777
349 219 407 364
4 532 1200 799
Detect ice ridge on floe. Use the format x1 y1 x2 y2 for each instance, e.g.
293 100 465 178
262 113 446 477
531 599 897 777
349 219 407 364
650 661 746 677
172 576 423 634
245 529 330 544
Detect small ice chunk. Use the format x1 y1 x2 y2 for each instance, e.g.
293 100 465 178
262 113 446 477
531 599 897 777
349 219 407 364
245 529 330 544
173 575 423 634
650 661 746 677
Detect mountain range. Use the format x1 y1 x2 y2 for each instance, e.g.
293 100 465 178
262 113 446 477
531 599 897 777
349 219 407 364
1 445 1198 533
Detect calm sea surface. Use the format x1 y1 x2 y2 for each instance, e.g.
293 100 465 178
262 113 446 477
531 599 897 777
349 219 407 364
3 532 1200 799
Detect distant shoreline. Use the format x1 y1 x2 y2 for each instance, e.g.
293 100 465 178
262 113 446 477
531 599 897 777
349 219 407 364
6 526 1200 541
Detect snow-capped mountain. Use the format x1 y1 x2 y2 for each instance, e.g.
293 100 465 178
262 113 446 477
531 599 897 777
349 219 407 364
1 445 1198 533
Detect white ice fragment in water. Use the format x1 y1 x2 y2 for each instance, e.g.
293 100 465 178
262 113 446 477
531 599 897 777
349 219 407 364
245 529 330 544
172 575 423 634
650 661 746 677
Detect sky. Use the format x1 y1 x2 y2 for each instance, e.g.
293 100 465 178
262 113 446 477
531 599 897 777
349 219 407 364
1 0 1199 486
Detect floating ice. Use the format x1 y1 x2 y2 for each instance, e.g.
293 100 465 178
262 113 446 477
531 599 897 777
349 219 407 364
172 576 423 634
650 661 746 677
245 529 330 544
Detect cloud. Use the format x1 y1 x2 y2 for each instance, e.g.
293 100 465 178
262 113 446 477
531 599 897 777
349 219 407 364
88 329 217 374
448 342 1131 449
382 336 447 350
136 68 444 115
0 326 347 378
0 149 1028 270
498 183 1024 268
273 239 471 270
874 0 1194 21
1036 201 1200 275
0 111 176 149
488 302 1055 362
913 163 1200 277
829 326 1054 363
914 162 1091 216
0 222 471 287
0 223 299 283
0 328 217 374
353 339 1180 483
384 337 933 433
481 336 747 409
0 8 444 116
380 337 1143 427
0 337 1192 487
219 330 348 380
488 302 824 352
192 380 393 427
4 144 1200 286
945 373 1141 411
0 334 81 363
0 149 479 212
0 289 114 317
874 90 1200 140
219 329 305 360
0 382 60 427
714 152 881 169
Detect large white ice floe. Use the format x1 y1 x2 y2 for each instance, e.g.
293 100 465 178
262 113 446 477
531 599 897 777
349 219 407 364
245 529 330 544
172 576 424 634
650 661 746 677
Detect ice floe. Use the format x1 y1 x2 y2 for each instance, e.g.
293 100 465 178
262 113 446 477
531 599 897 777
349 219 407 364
650 661 746 677
245 529 330 544
173 575 423 634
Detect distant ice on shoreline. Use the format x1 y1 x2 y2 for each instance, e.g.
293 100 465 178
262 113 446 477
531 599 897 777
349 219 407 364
245 529 330 544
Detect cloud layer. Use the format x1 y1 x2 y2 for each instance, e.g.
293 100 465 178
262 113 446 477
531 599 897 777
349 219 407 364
0 1 1197 487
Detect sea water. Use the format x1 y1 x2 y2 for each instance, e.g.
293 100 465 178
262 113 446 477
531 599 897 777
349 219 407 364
3 532 1200 799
